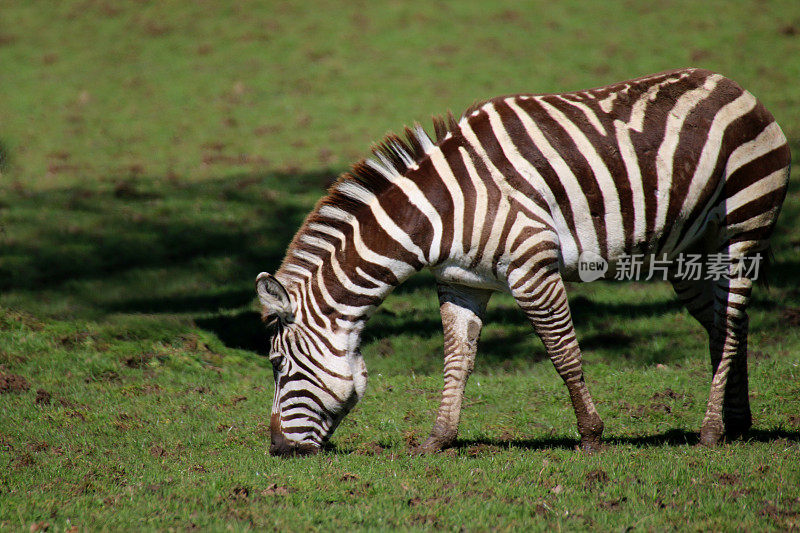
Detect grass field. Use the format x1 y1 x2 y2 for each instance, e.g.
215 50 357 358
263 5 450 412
2 0 800 530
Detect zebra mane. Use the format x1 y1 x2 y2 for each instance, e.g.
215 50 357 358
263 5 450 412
324 111 461 207
275 111 466 285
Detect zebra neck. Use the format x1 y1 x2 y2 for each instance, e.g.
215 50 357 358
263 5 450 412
277 229 421 351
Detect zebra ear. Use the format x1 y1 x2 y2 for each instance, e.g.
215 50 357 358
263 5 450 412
256 272 294 323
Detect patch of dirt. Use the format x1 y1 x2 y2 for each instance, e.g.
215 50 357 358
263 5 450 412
651 388 681 401
403 431 420 449
261 483 294 496
229 486 249 501
532 502 550 516
650 402 671 414
787 415 800 429
760 500 800 522
779 24 798 37
717 473 740 485
354 441 384 456
85 370 119 383
600 496 627 510
0 34 18 47
0 308 44 330
124 353 154 368
749 350 770 360
149 445 168 458
619 402 647 418
13 451 35 468
374 338 394 358
465 444 502 457
585 468 609 488
34 389 52 405
27 441 49 453
782 307 800 327
409 514 440 527
0 372 29 394
113 180 159 200
190 385 211 394
231 395 247 406
113 413 139 432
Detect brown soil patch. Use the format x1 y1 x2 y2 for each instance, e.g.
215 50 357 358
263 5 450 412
0 372 29 393
229 486 250 501
231 395 247 405
34 389 52 405
354 441 384 456
149 445 168 458
782 307 800 327
124 352 154 368
600 497 627 510
261 483 294 496
651 388 681 401
717 473 740 485
585 468 609 488
465 444 502 457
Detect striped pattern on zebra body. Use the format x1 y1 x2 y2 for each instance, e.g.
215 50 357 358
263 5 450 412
258 68 791 456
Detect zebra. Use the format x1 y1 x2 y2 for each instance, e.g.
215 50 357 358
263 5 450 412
258 68 791 456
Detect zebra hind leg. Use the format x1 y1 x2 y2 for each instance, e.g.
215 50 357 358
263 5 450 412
671 278 714 334
699 266 754 445
414 283 491 454
671 276 751 443
512 269 604 452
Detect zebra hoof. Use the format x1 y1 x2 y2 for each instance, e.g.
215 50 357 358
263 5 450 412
580 436 602 454
699 420 724 446
411 437 450 455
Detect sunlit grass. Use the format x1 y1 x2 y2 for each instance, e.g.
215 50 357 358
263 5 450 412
2 0 800 530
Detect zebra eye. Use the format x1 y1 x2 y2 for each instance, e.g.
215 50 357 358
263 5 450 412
269 352 285 370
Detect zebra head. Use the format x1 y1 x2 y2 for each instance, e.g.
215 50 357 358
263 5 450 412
256 272 367 456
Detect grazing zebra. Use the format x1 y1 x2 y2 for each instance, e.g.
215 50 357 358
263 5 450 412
258 68 791 456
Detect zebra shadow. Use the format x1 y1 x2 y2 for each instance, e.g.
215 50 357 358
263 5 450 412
447 427 800 451
324 428 800 455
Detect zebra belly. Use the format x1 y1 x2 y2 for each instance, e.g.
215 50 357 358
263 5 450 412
430 261 508 292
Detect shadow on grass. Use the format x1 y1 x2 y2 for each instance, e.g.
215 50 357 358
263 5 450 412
2 167 798 368
196 311 268 355
0 169 336 297
325 428 800 456
447 427 800 451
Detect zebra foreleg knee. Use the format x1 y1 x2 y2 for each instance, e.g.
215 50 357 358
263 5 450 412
415 287 488 455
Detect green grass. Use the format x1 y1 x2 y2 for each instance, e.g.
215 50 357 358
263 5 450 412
2 0 800 530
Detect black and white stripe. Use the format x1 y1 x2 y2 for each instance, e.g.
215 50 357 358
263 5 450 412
258 68 791 455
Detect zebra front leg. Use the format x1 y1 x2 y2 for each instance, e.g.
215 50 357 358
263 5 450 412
513 269 604 452
700 274 753 445
415 284 491 454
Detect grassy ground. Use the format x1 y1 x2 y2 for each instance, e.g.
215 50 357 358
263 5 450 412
2 0 800 531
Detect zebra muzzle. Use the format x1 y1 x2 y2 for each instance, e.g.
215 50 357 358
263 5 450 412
269 413 320 457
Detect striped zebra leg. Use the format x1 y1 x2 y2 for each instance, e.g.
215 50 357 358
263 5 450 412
671 278 715 334
672 276 752 443
415 284 491 454
700 270 754 445
512 269 604 452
